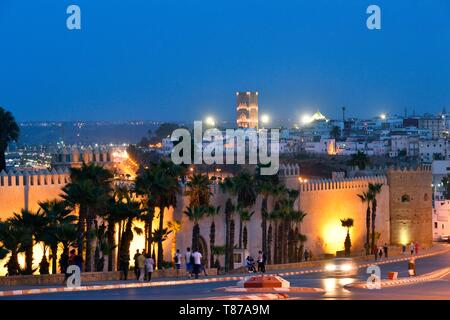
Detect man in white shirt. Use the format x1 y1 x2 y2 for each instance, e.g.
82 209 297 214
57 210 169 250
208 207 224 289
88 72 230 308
185 247 192 278
192 250 203 279
174 249 182 277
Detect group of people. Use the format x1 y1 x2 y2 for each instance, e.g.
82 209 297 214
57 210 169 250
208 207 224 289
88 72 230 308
245 251 267 273
174 247 206 279
61 249 83 284
132 250 155 282
373 243 389 261
403 241 420 255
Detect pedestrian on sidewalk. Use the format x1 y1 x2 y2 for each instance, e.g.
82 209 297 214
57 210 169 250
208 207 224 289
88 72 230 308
383 243 388 258
137 251 146 282
414 242 420 255
304 249 309 262
373 244 378 261
185 247 193 278
133 249 140 279
174 249 182 277
145 253 154 281
378 248 383 261
402 244 406 254
257 250 266 273
192 249 202 279
408 256 416 276
410 242 415 255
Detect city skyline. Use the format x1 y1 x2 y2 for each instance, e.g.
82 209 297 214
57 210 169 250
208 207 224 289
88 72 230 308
0 0 449 122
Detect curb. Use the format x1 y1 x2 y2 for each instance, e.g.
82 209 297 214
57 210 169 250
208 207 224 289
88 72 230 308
215 286 325 293
195 293 290 300
345 267 450 289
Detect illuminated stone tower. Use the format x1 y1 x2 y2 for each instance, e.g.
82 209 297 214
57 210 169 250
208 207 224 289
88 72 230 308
387 165 433 247
236 91 258 129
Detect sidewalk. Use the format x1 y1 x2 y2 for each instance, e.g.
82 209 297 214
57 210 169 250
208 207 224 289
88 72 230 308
0 244 448 297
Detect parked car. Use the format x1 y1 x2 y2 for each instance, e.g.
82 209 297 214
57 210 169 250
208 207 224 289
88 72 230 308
324 258 358 277
439 235 449 242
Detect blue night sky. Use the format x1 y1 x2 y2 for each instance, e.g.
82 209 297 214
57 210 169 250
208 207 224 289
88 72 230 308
0 0 449 123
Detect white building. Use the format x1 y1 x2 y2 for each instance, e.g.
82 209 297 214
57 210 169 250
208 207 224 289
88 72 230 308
433 200 450 241
419 139 448 163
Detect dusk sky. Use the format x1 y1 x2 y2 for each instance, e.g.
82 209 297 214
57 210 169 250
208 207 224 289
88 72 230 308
0 0 449 123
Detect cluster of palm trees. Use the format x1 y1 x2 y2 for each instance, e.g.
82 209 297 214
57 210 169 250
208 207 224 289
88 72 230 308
0 201 77 276
357 182 383 255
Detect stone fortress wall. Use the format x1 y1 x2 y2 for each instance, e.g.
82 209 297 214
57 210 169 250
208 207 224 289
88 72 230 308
0 163 433 274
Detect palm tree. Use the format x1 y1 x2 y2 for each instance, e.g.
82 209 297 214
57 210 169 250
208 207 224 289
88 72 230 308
288 210 307 262
167 220 183 262
54 223 78 273
239 209 254 250
62 163 113 271
369 183 383 251
357 191 373 255
136 159 185 269
117 199 144 274
206 206 221 268
255 166 279 255
0 220 24 276
185 173 211 208
184 206 206 252
10 209 46 275
348 150 370 170
233 171 256 248
38 200 77 274
340 218 354 257
223 198 235 271
0 107 20 172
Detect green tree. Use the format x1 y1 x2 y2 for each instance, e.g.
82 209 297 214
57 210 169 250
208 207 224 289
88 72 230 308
38 200 77 274
369 183 383 251
340 218 354 256
330 126 341 141
184 206 206 252
206 206 221 268
62 163 113 271
348 151 370 170
357 191 373 255
0 220 24 276
10 209 46 275
0 107 20 172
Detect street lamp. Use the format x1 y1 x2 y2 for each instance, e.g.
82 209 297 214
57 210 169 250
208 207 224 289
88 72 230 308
380 113 386 120
205 116 215 127
261 114 270 127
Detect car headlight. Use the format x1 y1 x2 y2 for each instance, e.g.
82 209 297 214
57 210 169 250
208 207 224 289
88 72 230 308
325 264 337 271
341 264 353 271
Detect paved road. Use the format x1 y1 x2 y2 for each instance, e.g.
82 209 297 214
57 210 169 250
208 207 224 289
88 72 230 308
2 251 450 300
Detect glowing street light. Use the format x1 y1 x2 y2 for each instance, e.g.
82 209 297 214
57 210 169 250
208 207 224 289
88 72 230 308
380 113 386 120
205 116 215 127
261 114 270 126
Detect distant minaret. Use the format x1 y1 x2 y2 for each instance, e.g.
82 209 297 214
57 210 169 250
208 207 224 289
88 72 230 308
342 106 346 122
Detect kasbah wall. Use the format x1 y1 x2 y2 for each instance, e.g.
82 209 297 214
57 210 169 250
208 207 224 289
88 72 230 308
0 165 433 275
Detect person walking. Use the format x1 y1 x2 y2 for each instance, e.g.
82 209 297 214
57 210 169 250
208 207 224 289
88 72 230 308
133 249 140 279
414 242 420 255
192 249 202 279
185 247 192 278
136 251 146 282
174 249 182 277
257 250 266 273
410 242 415 255
402 243 406 254
373 244 378 261
408 256 416 276
303 249 309 262
145 253 154 281
378 247 383 261
383 243 388 259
